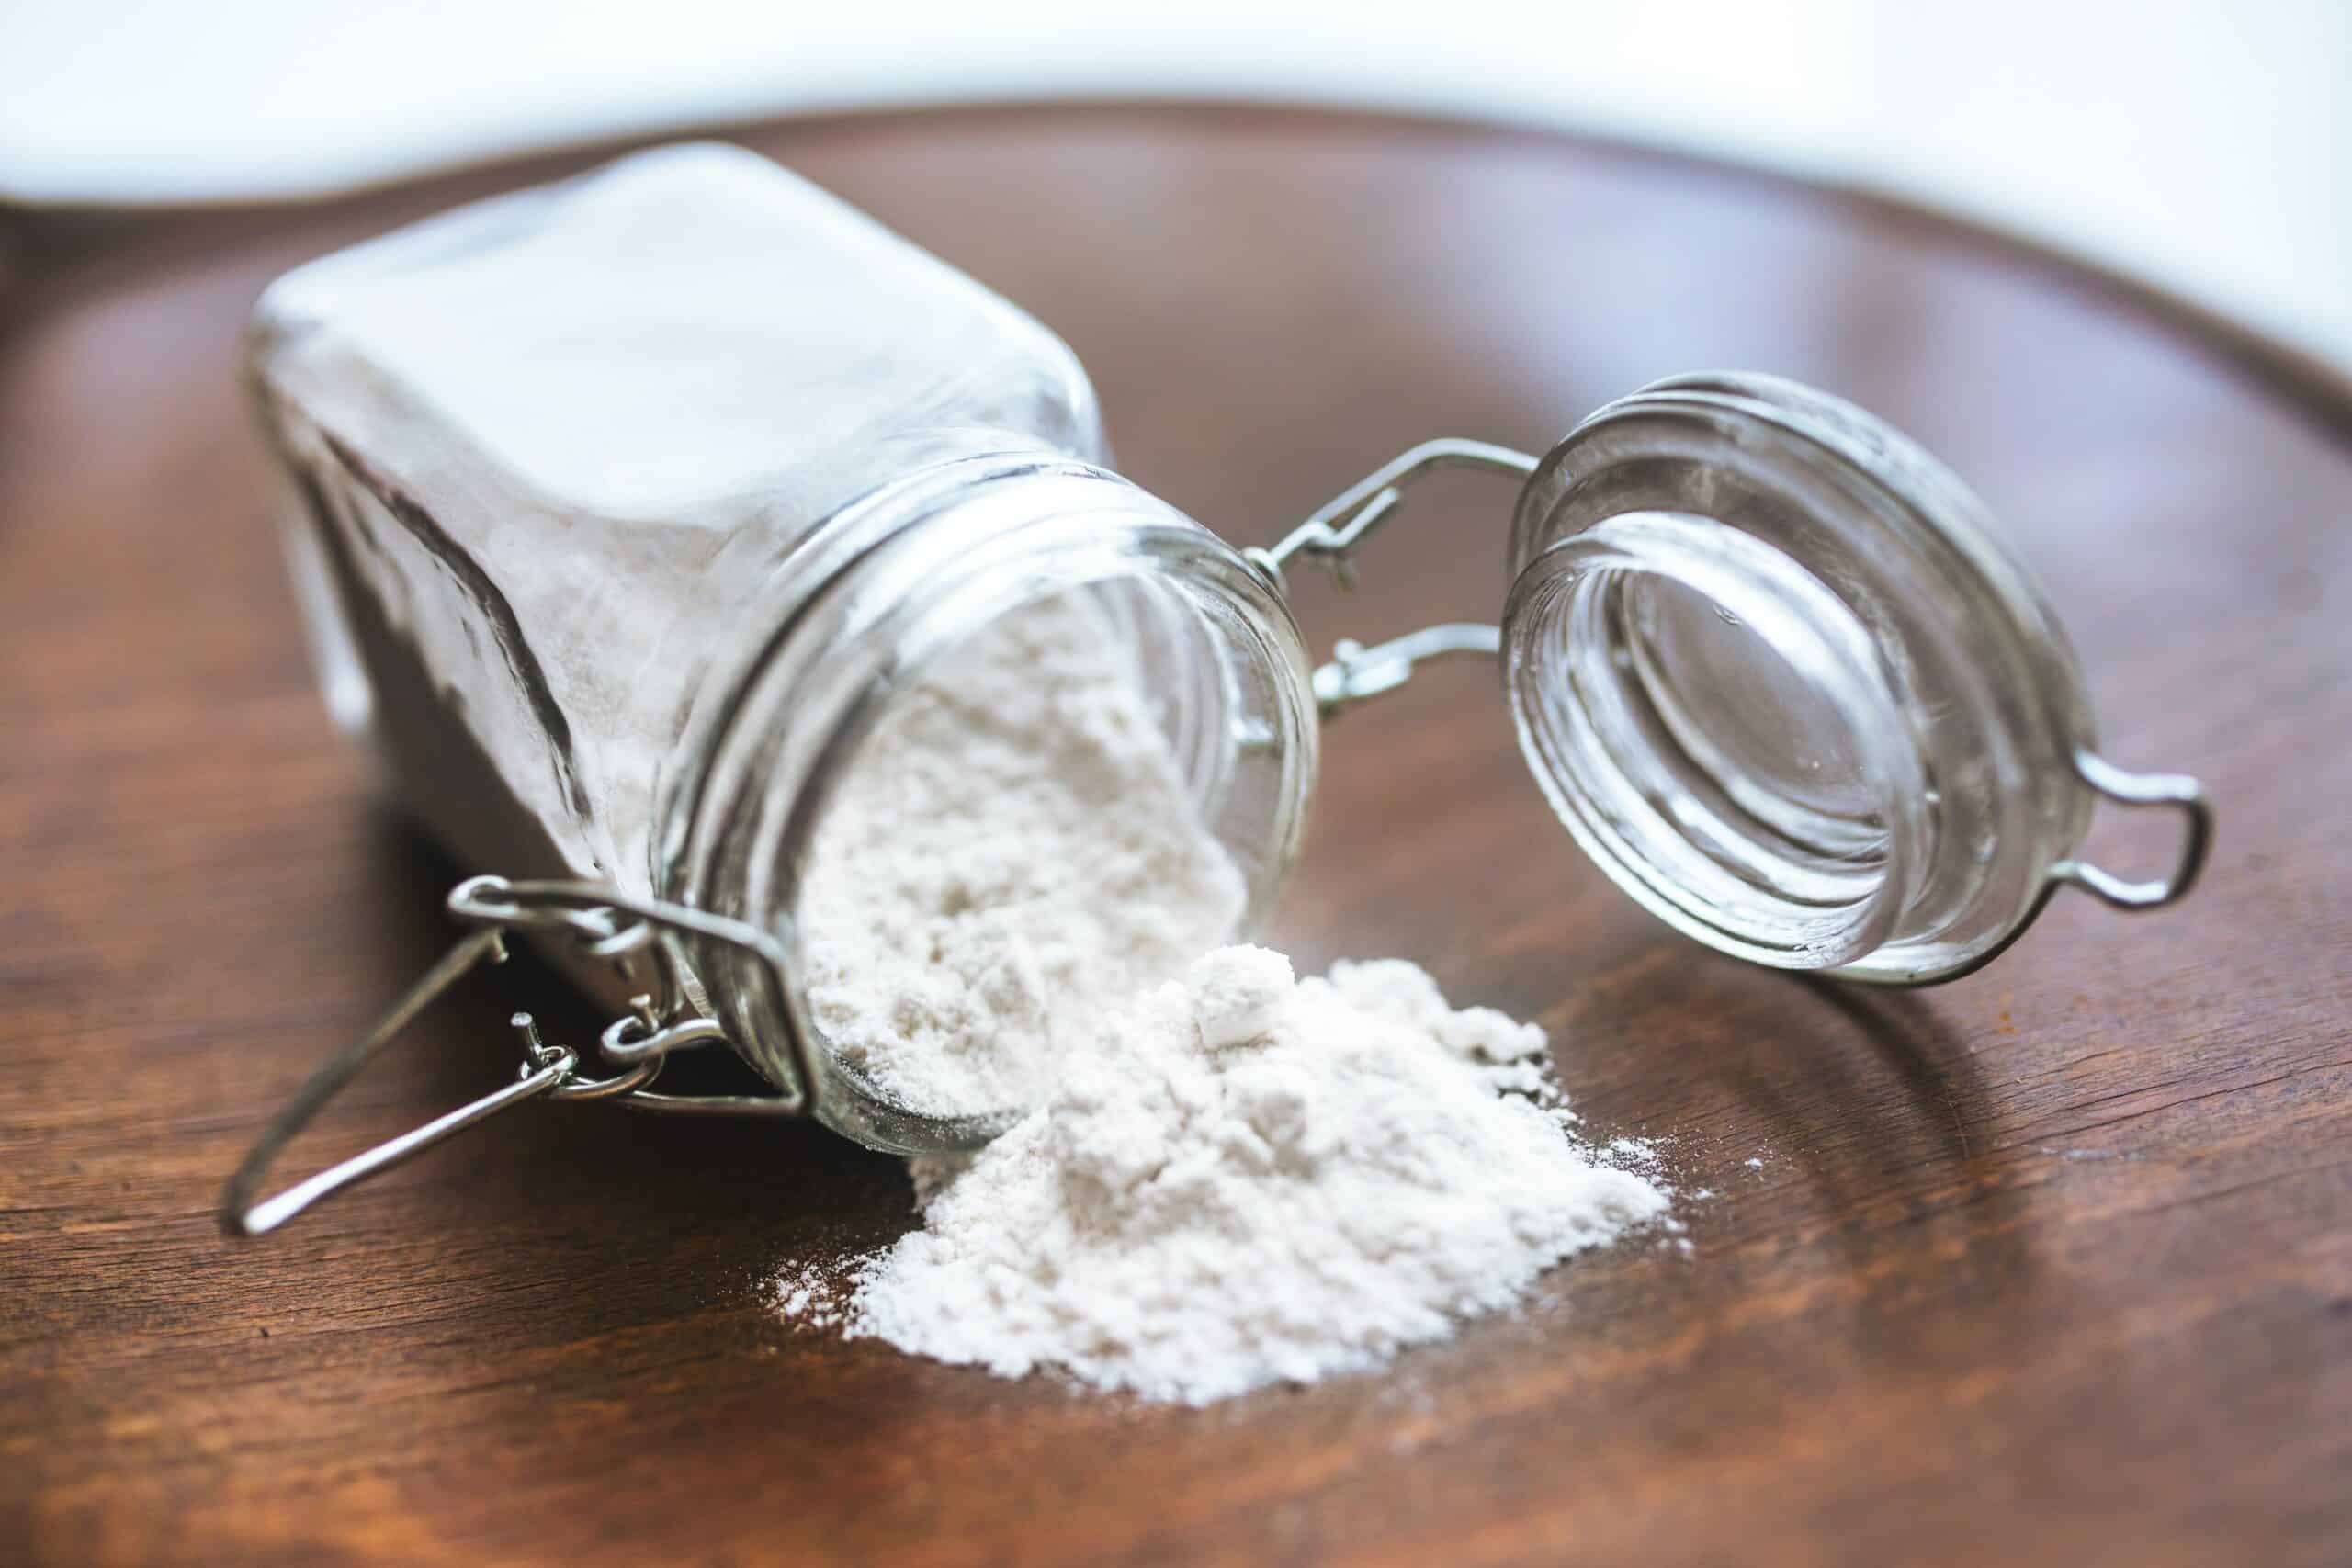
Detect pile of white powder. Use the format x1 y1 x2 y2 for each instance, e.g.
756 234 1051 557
786 593 1672 1403
782 945 1670 1403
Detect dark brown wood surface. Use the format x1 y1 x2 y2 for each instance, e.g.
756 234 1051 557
5 106 2347 1567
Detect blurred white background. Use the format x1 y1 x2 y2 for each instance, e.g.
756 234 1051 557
4 0 2345 370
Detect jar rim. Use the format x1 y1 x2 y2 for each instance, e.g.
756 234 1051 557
666 450 1318 1152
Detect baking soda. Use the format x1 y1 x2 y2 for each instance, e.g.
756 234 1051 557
792 946 1671 1403
783 597 1670 1402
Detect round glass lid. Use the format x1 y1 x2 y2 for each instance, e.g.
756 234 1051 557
1498 371 2210 984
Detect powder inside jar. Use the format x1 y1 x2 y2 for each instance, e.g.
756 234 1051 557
797 592 1247 1118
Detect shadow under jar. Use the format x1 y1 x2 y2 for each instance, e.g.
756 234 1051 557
224 143 2208 1235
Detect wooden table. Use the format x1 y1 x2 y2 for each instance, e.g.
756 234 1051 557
5 107 2346 1567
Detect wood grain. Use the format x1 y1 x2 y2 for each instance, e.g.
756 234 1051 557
4 105 2347 1567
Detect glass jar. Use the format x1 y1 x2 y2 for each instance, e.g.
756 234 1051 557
226 141 2208 1233
246 141 1317 1157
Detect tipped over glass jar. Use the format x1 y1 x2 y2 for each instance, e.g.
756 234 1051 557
224 142 2210 1234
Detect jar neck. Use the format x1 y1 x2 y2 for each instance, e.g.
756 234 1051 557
661 443 1318 1150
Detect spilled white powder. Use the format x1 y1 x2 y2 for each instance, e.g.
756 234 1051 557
785 594 1672 1402
783 947 1671 1404
798 593 1245 1117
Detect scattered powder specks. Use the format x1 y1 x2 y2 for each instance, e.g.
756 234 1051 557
767 1262 845 1330
2034 1145 2133 1163
1608 1135 1665 1173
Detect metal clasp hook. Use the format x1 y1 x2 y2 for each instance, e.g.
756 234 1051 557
1247 437 1538 588
1312 626 1504 715
220 876 807 1237
1249 438 1536 716
2052 750 2214 910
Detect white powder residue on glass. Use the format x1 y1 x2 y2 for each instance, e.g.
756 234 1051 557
785 594 1671 1403
779 945 1670 1404
797 593 1246 1118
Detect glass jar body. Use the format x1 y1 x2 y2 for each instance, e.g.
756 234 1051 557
250 142 1111 909
247 142 1318 1145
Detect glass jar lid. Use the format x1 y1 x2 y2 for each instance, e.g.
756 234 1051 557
1255 370 2211 986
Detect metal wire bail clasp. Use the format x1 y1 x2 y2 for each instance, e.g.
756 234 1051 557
2050 750 2214 912
220 875 807 1237
1247 438 1537 716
